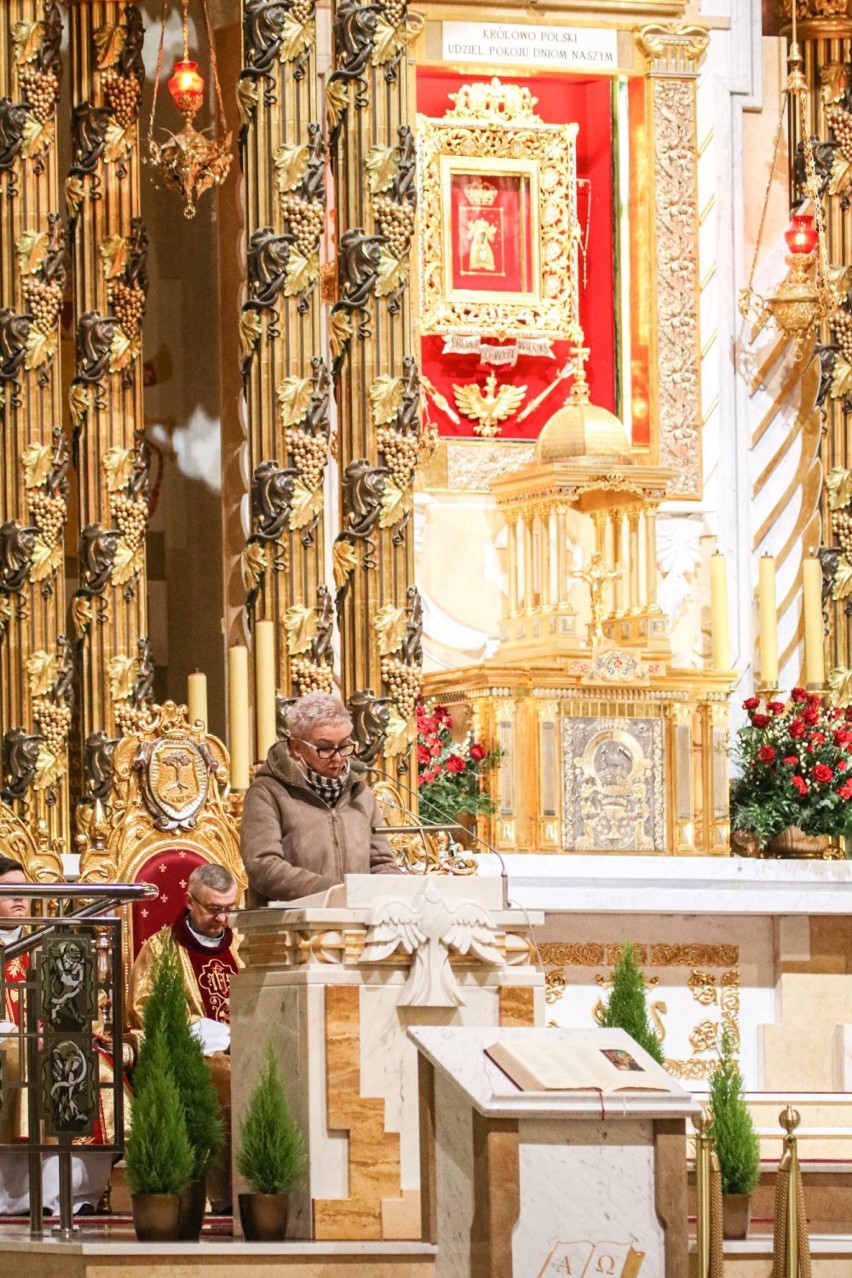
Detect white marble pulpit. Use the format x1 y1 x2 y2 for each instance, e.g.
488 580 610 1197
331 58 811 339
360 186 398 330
411 1025 699 1278
230 873 544 1242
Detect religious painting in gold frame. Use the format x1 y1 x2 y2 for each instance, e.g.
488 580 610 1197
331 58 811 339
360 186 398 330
417 79 582 342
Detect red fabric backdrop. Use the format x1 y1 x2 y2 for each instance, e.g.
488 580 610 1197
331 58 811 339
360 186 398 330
417 69 615 441
131 847 207 956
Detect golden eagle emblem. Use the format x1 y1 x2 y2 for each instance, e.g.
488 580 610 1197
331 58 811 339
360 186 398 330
452 372 526 438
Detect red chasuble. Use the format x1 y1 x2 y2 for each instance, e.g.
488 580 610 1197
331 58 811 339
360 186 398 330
3 950 29 1025
171 911 238 1024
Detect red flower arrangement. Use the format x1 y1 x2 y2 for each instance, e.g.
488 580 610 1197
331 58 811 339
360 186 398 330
416 701 500 825
730 689 852 846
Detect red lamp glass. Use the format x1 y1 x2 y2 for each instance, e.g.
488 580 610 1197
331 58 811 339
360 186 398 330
784 212 818 256
168 59 204 118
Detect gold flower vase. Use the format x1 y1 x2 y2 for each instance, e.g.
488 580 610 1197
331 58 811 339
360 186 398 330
764 826 843 860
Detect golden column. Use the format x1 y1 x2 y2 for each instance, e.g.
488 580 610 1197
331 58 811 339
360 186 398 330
637 23 709 500
237 0 333 748
784 3 852 681
66 1 151 808
0 2 72 843
327 0 424 775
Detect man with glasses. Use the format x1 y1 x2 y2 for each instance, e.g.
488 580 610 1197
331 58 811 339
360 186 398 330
241 691 400 905
128 862 240 1212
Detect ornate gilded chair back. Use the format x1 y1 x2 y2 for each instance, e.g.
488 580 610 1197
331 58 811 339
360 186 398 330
0 801 64 882
76 701 246 988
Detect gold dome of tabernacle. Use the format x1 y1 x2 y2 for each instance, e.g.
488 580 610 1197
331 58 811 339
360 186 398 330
535 362 632 465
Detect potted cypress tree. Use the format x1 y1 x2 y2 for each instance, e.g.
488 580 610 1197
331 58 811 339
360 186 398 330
135 937 224 1240
599 942 665 1065
236 1042 306 1240
125 1031 194 1240
708 1030 761 1239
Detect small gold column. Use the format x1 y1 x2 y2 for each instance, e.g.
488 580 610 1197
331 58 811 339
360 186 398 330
612 509 625 616
628 507 641 611
645 507 659 609
556 507 569 607
506 515 518 618
523 514 536 615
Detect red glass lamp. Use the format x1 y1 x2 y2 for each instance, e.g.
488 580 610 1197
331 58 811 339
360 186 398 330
168 59 204 119
784 211 818 257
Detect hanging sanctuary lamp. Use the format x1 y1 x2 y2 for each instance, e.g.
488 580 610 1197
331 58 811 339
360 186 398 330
146 0 232 218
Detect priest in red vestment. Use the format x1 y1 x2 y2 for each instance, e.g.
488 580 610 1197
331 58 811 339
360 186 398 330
128 862 241 1212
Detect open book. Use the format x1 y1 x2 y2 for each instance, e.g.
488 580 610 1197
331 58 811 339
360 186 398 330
486 1038 670 1095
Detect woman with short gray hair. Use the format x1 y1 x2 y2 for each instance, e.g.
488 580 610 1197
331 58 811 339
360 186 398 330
240 691 400 904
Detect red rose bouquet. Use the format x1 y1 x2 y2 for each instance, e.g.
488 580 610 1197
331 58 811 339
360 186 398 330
416 701 500 825
730 688 852 845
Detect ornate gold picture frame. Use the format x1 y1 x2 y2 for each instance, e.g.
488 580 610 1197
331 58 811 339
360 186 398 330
417 78 581 342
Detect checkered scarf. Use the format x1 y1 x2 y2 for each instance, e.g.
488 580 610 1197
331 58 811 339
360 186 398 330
305 764 348 806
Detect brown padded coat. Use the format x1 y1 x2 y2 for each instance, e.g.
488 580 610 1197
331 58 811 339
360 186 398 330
240 743 400 905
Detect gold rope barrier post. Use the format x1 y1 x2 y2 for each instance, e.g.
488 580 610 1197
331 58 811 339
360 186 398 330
693 1110 724 1278
772 1105 812 1278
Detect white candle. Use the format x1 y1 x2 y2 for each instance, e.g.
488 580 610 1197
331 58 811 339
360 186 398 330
228 645 250 790
254 619 277 761
187 670 208 731
758 554 778 688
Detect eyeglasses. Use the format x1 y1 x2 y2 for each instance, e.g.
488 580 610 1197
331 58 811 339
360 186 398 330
188 892 236 917
296 738 355 760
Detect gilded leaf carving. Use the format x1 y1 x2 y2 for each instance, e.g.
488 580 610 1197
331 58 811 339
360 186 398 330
239 308 262 364
366 145 398 196
24 326 57 371
283 604 317 656
22 444 52 490
332 538 359 589
104 120 130 165
72 595 93 638
93 22 126 70
833 557 852 601
829 666 852 703
69 382 94 429
12 20 44 65
384 712 414 757
109 328 141 372
111 539 143 586
276 375 313 428
284 249 319 297
375 247 408 298
831 354 852 401
103 447 135 493
242 540 268 594
827 467 852 511
108 653 137 702
368 375 402 426
329 308 353 365
100 233 128 280
16 230 48 277
326 79 348 136
274 142 310 194
374 604 407 656
379 479 411 528
22 115 53 158
65 176 85 221
280 14 313 62
26 650 57 699
289 479 323 530
236 77 258 126
33 745 65 791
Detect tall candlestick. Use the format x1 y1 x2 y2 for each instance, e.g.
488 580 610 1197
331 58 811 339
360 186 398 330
802 556 826 688
758 554 778 688
228 645 250 790
187 670 208 731
709 551 730 671
255 619 277 761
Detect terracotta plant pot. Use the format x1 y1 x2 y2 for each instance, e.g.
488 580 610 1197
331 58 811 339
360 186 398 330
176 1177 206 1241
131 1192 182 1241
722 1192 751 1240
764 825 837 860
238 1192 290 1241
